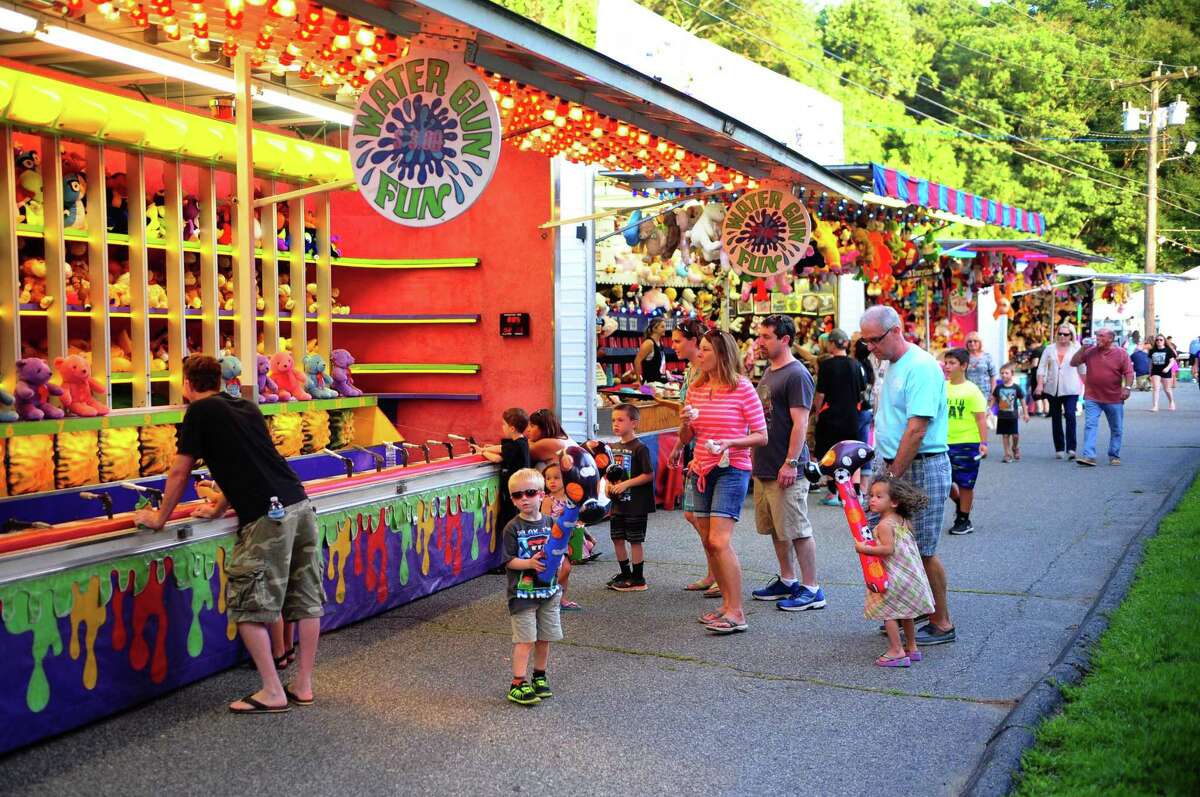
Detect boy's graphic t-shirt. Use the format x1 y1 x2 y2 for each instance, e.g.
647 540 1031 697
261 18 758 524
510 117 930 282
992 383 1025 419
946 381 987 445
503 515 561 613
609 438 655 516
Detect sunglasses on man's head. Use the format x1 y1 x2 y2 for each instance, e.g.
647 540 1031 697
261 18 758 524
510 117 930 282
511 488 542 499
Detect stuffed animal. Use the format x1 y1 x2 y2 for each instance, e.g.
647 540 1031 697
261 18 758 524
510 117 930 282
811 219 840 271
256 354 280 403
688 201 725 263
305 282 319 314
329 348 362 397
183 265 202 310
145 191 167 240
106 172 128 234
219 354 242 398
673 202 702 263
302 353 338 399
269 351 311 401
109 271 131 308
622 209 643 247
63 172 86 229
147 281 168 310
16 149 43 226
183 195 201 241
216 203 233 246
65 245 92 308
0 386 18 422
14 358 64 420
20 257 53 309
54 354 108 417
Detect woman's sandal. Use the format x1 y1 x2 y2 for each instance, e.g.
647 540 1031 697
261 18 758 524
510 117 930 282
698 609 724 624
560 599 583 611
705 615 749 635
684 579 716 591
229 694 291 714
875 654 911 668
907 650 923 663
273 646 297 671
703 583 722 599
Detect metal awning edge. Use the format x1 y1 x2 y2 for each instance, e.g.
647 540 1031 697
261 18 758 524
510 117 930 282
937 239 1113 264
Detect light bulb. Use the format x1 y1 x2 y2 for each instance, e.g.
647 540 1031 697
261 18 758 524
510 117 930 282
355 27 375 47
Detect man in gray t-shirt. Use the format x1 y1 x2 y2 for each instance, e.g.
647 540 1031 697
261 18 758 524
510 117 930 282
749 315 826 612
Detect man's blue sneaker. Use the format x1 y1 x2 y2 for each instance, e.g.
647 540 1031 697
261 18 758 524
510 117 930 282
778 586 827 612
752 575 798 601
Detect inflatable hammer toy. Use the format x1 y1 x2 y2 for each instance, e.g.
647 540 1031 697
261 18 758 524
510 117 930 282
803 440 889 594
534 445 606 585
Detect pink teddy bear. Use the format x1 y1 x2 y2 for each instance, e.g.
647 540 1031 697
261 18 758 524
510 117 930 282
54 354 109 417
268 351 311 402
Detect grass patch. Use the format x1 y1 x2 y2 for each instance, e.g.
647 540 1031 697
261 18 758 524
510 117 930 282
1013 475 1200 796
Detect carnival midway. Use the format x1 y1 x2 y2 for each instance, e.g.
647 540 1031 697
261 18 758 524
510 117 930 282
0 1 1196 795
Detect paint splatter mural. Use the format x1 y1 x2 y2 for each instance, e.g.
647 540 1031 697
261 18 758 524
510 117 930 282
0 475 499 754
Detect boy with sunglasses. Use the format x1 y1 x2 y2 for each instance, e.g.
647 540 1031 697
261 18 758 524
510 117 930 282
503 468 563 705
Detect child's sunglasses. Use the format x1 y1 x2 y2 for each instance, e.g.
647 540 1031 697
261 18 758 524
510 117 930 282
511 488 542 499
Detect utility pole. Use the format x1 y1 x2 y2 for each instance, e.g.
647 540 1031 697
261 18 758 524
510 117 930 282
1112 65 1196 341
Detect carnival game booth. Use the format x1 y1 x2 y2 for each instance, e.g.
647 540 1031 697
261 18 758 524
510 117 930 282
0 0 884 752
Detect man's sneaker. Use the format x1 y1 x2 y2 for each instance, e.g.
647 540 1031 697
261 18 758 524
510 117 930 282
531 675 553 699
507 682 540 706
606 572 630 588
752 575 797 601
1076 456 1096 467
612 575 647 592
1067 450 1076 460
1054 451 1064 460
1109 457 1121 466
947 517 974 535
778 586 827 612
915 623 956 646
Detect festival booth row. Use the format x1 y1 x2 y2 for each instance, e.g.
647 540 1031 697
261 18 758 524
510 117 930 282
0 0 864 752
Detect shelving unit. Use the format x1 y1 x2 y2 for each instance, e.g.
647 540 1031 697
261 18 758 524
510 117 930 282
352 363 481 375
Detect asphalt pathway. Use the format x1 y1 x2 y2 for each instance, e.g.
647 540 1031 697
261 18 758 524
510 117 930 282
3 386 1199 796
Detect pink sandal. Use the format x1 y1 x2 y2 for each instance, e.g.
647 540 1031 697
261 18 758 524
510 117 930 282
876 654 911 668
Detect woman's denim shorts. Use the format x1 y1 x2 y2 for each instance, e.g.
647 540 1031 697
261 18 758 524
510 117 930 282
683 467 751 520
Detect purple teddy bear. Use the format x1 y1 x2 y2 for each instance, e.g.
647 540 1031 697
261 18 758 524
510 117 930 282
256 354 280 403
14 357 65 420
330 348 362 397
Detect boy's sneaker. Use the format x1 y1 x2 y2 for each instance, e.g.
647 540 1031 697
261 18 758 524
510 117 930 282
606 572 629 588
507 682 540 706
778 586 827 612
612 574 647 592
752 575 796 601
948 518 974 535
530 675 553 699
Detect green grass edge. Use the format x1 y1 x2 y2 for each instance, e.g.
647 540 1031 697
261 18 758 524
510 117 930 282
1011 474 1200 796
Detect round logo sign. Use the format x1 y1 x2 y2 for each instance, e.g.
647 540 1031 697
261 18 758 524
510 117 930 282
721 189 812 278
350 47 501 227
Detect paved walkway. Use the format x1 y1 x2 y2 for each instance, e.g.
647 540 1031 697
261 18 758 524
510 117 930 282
3 387 1199 796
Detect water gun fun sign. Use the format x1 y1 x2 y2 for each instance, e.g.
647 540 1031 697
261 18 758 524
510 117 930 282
350 46 501 227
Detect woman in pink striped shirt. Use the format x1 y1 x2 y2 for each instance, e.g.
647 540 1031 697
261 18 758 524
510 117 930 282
678 330 767 634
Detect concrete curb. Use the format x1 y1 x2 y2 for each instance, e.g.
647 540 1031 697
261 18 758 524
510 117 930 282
961 459 1200 797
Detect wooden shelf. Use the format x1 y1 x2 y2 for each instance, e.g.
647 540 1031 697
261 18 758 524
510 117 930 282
353 363 480 375
331 256 479 269
331 314 479 325
110 371 171 384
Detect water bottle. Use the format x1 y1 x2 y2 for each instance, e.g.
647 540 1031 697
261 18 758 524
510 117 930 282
268 496 285 521
384 444 396 469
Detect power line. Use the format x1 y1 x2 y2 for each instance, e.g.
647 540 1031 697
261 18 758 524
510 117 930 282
672 0 1200 220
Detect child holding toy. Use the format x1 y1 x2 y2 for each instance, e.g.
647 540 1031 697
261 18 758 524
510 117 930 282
541 464 592 611
476 407 531 533
857 475 935 668
991 364 1029 462
503 468 563 706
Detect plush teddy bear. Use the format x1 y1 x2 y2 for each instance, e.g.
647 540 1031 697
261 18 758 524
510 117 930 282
14 357 64 420
184 268 202 310
302 353 339 399
64 243 92 308
306 282 319 314
256 354 280 403
20 257 53 309
63 172 86 230
329 348 362 397
182 195 201 241
147 281 168 310
54 354 108 417
144 191 167 240
688 201 725 263
106 171 128 234
0 386 18 422
110 271 132 308
640 287 671 314
219 354 242 398
269 351 311 401
16 149 43 226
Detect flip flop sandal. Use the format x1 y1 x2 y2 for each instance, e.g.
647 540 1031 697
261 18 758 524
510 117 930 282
875 654 911 668
560 600 583 611
284 686 314 707
907 650 923 663
703 584 722 599
698 609 724 624
705 616 749 635
273 646 296 671
229 694 291 714
684 579 716 591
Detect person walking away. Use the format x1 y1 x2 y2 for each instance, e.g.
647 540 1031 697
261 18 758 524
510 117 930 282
1036 325 1084 459
1071 329 1135 466
606 403 655 592
1131 343 1152 392
633 317 668 388
812 328 866 508
667 320 719 597
133 354 323 713
853 338 876 447
746 315 825 613
859 476 936 668
678 330 767 634
502 468 563 706
964 332 999 406
992 363 1029 463
1148 334 1178 411
942 348 988 535
859 305 955 646
477 407 532 534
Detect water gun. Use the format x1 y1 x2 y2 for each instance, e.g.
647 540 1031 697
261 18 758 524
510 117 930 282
803 440 888 594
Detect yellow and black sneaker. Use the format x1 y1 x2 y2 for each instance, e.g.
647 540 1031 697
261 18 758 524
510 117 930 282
531 674 553 699
507 681 540 706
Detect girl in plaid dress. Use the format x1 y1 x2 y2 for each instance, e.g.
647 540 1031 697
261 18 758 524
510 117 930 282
857 476 936 668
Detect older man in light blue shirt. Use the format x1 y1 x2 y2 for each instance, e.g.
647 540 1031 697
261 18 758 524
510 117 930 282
860 305 955 646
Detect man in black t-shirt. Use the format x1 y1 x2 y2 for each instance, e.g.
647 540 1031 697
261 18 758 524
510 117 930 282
134 354 323 715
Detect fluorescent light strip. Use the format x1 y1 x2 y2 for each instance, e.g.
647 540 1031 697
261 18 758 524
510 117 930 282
0 6 36 34
30 21 351 126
